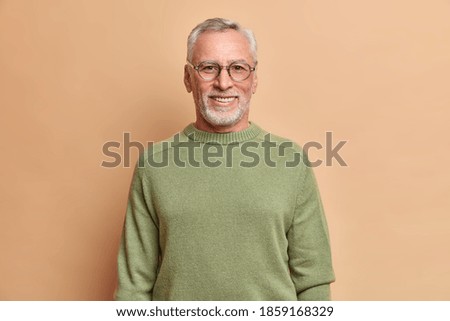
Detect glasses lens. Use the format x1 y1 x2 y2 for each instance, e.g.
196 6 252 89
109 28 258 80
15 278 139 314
198 63 219 80
229 62 251 81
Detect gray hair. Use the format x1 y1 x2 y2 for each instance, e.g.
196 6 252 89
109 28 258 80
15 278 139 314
187 18 257 63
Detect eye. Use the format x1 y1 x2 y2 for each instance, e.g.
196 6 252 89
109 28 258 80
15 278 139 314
230 64 249 73
199 64 219 74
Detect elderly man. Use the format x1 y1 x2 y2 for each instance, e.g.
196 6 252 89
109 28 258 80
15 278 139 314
115 18 335 301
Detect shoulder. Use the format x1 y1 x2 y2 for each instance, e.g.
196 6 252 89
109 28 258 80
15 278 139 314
135 130 189 170
253 124 310 165
253 124 302 149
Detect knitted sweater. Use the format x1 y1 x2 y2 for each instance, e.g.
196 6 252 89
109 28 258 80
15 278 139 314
115 122 335 301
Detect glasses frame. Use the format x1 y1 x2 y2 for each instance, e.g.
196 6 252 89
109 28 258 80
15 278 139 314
186 60 257 82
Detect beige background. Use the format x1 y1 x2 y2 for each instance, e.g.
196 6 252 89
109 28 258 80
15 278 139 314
1 0 449 300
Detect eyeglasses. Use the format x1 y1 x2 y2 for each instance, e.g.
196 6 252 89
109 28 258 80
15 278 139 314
186 61 256 82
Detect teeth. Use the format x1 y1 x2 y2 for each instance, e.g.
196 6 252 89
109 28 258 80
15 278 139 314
213 97 235 103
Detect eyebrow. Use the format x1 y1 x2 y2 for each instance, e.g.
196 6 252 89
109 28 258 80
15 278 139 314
198 59 250 65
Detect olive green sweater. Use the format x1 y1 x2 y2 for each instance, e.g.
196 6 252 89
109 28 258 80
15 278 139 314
115 123 335 300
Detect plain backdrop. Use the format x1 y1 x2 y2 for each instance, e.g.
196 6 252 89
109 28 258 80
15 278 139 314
1 0 449 300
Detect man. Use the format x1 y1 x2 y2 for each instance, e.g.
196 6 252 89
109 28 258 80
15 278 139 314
115 18 335 301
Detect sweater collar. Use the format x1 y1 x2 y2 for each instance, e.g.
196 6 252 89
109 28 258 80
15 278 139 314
183 122 262 144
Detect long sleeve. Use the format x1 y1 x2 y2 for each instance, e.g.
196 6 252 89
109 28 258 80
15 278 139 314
115 161 160 300
287 163 335 301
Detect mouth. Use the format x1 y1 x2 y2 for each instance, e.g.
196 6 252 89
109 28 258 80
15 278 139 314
209 96 238 104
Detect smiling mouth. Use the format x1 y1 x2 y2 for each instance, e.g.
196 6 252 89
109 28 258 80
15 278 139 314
210 96 237 103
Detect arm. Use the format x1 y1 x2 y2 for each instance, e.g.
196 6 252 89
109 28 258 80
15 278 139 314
115 161 160 300
287 163 335 301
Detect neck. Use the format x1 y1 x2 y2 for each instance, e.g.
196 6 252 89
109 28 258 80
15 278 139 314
184 121 261 144
194 113 250 133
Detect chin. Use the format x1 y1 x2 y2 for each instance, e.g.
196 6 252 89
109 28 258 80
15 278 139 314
202 106 240 125
206 116 239 127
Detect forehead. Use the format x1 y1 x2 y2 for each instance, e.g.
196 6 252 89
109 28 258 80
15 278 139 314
192 30 252 63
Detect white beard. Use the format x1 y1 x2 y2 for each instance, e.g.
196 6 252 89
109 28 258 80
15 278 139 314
199 93 250 126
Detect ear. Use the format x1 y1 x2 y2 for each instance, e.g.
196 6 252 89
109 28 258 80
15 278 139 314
251 72 258 94
184 65 192 93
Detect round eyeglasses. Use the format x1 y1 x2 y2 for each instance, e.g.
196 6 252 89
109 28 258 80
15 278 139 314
187 61 256 82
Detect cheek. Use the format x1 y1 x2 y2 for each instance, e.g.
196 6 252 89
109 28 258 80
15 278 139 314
239 83 255 98
192 84 210 104
194 83 212 97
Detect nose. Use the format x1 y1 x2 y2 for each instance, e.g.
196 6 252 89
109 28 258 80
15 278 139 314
214 68 234 91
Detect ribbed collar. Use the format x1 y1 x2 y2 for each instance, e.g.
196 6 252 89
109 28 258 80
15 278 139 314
183 122 262 144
